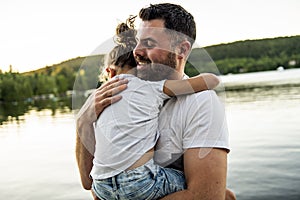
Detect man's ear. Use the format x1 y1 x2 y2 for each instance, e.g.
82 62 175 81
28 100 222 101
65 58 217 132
177 41 191 59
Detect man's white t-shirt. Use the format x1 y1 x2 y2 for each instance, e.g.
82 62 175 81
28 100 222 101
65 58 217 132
91 74 169 180
154 78 230 169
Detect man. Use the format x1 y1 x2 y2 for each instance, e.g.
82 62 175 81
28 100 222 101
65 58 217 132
76 3 236 200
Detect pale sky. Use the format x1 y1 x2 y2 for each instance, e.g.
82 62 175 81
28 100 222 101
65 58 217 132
1 0 299 73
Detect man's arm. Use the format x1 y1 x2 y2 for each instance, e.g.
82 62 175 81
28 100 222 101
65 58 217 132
160 90 231 199
163 73 219 96
161 148 227 200
75 131 94 190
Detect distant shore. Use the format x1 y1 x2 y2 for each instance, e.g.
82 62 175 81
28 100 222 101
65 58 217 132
219 68 300 90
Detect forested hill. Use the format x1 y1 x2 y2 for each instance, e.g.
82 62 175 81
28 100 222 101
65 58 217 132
0 35 299 102
0 55 104 102
22 35 300 77
185 35 300 75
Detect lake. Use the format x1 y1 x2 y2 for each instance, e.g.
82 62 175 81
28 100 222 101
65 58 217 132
1 69 300 200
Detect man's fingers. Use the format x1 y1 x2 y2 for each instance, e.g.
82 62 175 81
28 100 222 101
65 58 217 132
96 83 127 99
98 77 120 89
99 78 128 91
99 95 122 107
95 95 122 115
93 79 127 117
111 84 127 96
105 79 128 92
112 78 129 87
110 95 123 104
103 95 122 106
99 78 128 93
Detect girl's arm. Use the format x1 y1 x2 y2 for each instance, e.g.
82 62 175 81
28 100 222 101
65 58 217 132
163 73 219 97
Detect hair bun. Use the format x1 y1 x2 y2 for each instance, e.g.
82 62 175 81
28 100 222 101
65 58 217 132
114 15 137 47
116 22 130 35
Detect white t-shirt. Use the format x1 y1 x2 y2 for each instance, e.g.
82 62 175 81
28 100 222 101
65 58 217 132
91 74 170 179
154 83 230 169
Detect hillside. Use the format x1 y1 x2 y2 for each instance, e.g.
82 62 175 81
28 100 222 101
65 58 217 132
23 35 300 77
23 54 104 79
185 35 300 76
0 55 104 102
1 35 299 102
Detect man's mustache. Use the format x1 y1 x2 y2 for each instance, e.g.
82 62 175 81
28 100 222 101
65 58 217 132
134 55 151 64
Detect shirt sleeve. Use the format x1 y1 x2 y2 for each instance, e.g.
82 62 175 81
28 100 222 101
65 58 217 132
182 90 230 153
145 79 170 101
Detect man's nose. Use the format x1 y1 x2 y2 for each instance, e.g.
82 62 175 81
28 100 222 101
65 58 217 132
133 42 145 57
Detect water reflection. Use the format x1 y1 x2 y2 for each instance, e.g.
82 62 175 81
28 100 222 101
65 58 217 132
1 85 300 125
0 97 73 125
225 86 300 199
225 85 300 103
1 83 299 199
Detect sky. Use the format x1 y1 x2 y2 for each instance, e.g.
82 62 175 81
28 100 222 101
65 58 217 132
0 0 299 73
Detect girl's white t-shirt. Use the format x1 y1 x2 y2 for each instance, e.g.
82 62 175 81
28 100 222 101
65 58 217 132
91 74 169 180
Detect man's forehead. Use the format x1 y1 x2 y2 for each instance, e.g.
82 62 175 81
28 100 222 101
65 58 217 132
138 19 165 29
136 20 167 38
136 26 168 39
136 20 187 44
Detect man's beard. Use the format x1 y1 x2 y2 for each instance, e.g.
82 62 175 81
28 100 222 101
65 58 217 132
136 52 177 81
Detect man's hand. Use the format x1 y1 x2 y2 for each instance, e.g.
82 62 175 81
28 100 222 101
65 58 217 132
76 77 128 126
76 77 128 154
93 77 128 117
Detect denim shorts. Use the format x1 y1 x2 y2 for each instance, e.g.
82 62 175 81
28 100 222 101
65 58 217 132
92 159 186 200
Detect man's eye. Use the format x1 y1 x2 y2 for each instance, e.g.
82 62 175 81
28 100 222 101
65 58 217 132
143 40 155 48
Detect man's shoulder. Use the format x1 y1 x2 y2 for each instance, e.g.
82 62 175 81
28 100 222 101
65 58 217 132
172 90 222 112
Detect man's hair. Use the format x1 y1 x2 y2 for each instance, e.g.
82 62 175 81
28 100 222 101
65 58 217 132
139 3 196 45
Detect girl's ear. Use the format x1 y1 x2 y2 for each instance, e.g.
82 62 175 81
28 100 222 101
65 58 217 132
107 67 117 78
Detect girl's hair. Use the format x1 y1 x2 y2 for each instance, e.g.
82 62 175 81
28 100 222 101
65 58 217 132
100 16 137 82
107 15 137 68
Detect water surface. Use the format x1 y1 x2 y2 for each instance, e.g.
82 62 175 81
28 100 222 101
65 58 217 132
1 69 300 199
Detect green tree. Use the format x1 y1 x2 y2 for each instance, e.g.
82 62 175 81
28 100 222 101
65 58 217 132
35 74 57 95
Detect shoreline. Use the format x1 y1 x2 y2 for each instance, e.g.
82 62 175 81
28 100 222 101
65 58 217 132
219 68 300 91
